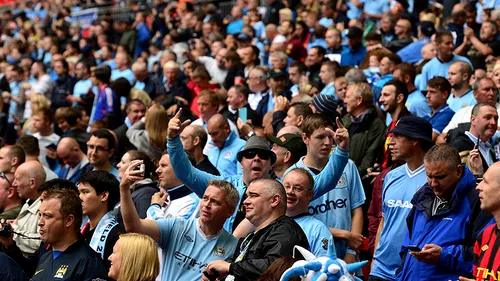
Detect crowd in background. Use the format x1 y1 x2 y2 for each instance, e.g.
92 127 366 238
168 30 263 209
0 0 500 280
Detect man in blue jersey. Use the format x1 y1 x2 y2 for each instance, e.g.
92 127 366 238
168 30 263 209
166 109 350 232
447 61 476 112
119 161 239 281
424 76 455 142
283 168 332 256
417 30 473 92
207 114 246 176
370 116 434 281
284 113 365 262
393 63 431 118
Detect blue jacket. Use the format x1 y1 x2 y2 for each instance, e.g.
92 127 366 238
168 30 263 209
135 22 151 58
207 131 246 176
395 167 487 281
167 136 349 232
58 162 91 183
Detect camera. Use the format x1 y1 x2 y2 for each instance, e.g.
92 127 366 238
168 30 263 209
0 220 12 238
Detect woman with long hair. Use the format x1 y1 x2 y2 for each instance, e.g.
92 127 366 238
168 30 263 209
126 104 169 161
108 233 160 281
115 150 158 220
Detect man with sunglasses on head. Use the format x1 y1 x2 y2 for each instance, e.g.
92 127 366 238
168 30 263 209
0 172 20 220
166 108 350 233
86 129 119 181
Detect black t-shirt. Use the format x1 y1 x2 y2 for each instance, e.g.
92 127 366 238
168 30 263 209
82 221 125 270
31 239 109 281
467 39 500 70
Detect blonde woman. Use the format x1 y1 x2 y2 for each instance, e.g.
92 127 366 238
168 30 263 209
20 93 49 136
108 233 159 281
126 104 169 161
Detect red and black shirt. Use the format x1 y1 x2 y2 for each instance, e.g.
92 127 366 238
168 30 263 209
474 224 500 281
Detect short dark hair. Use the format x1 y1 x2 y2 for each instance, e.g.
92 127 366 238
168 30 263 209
365 32 383 42
91 129 116 150
78 170 120 211
38 178 76 193
41 188 82 233
290 102 313 118
233 84 250 100
311 46 326 58
6 145 26 165
384 79 409 103
435 30 453 44
427 76 452 95
395 63 416 82
125 99 146 112
55 59 69 71
289 61 307 74
302 113 334 137
93 66 111 84
382 52 402 65
16 136 40 157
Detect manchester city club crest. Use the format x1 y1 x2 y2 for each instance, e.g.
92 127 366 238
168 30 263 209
54 265 69 279
213 245 226 257
322 238 328 250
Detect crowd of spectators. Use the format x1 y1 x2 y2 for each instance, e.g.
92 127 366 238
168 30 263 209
0 0 500 280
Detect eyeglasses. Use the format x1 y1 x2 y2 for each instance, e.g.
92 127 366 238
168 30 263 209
87 144 110 153
0 172 11 186
241 150 271 160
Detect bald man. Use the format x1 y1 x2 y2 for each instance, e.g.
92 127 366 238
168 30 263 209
204 179 309 281
207 114 246 176
57 137 90 183
180 125 220 175
16 136 58 181
383 19 413 53
1 161 46 255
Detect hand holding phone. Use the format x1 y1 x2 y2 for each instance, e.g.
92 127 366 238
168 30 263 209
408 245 421 252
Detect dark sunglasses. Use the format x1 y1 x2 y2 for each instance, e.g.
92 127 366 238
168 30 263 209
242 150 271 160
0 172 11 185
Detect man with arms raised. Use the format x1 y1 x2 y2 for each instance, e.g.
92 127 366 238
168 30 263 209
120 161 238 281
167 109 350 232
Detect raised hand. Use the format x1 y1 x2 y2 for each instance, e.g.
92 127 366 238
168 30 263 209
325 117 349 150
167 108 191 139
468 145 483 175
120 160 145 191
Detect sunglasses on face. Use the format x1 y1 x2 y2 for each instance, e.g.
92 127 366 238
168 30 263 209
242 150 271 160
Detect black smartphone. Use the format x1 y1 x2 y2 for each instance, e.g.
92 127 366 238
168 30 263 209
408 245 421 252
477 134 481 147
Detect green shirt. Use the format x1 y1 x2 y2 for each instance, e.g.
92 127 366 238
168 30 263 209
0 205 22 220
